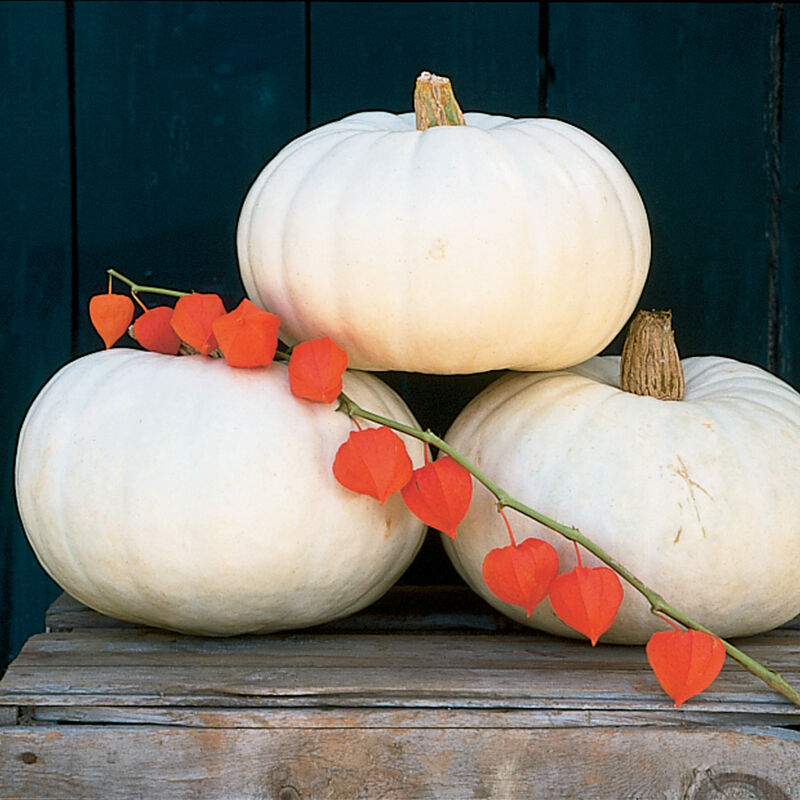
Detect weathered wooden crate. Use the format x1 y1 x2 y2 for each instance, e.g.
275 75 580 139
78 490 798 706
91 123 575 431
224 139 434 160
1 587 799 799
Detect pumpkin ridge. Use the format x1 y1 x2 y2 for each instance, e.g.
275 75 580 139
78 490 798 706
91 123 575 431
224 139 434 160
331 128 410 364
279 129 382 338
538 121 646 348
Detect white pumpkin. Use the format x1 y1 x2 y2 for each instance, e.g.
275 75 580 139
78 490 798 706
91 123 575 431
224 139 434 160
15 350 426 636
237 110 650 374
442 355 800 644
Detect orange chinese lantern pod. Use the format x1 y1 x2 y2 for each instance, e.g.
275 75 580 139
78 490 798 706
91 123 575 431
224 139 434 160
89 293 134 349
170 293 226 355
401 456 473 539
132 306 181 355
548 564 624 646
646 628 726 707
333 426 413 504
288 337 349 402
482 538 559 616
212 298 280 368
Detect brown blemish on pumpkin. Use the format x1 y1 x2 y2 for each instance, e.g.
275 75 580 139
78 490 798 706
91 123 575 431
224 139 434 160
385 518 393 538
670 456 713 538
428 238 447 259
673 526 683 544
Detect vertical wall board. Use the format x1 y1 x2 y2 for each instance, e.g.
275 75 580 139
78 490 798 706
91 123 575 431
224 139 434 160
778 6 800 389
72 0 306 354
0 1 70 673
308 2 540 584
309 1 540 127
547 3 774 367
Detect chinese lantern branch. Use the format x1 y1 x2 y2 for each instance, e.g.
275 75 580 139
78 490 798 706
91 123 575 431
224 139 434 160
83 271 800 708
336 390 800 709
106 268 188 300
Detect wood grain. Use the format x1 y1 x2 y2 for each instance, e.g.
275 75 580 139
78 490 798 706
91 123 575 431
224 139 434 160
309 1 541 126
12 628 800 672
547 3 775 366
3 591 800 797
3 593 800 727
71 1 307 355
778 5 800 388
23 704 800 732
43 587 523 634
1 725 798 800
0 0 70 676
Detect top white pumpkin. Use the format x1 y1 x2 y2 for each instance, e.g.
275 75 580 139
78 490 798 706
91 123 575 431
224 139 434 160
237 110 650 373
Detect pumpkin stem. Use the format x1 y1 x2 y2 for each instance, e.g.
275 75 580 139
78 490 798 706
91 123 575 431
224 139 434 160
620 310 685 401
414 71 466 130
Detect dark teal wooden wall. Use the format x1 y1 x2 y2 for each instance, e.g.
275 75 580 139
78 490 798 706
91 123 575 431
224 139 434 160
1 2 797 673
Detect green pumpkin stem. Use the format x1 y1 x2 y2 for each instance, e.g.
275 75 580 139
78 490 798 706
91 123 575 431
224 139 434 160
620 310 686 401
414 71 466 130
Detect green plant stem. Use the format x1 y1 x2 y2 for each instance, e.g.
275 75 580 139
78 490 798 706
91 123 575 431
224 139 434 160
89 272 800 707
107 268 187 300
337 391 800 709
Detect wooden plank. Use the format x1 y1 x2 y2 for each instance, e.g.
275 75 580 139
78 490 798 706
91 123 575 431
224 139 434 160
0 630 660 669
0 725 798 799
547 4 774 366
12 627 800 672
3 662 797 716
42 589 800 645
24 704 800 732
0 706 17 726
44 588 524 634
778 5 800 388
0 0 70 674
71 1 306 355
44 595 140 633
2 629 799 722
2 593 795 724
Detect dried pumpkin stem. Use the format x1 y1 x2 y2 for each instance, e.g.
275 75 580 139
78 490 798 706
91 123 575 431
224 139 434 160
620 309 685 400
414 71 466 130
337 392 800 709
